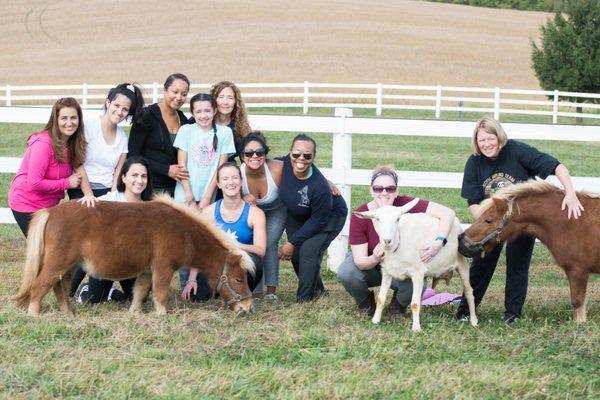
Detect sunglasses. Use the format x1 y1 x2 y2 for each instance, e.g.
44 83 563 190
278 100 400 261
243 148 266 158
290 151 313 160
371 185 398 194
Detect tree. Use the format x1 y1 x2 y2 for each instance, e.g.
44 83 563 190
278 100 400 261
531 0 600 123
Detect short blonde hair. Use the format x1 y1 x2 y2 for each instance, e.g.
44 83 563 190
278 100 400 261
371 165 398 185
471 117 508 156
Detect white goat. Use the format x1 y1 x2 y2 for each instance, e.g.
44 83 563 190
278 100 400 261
355 199 478 332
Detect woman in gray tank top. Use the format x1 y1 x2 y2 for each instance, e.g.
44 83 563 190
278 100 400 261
240 133 287 300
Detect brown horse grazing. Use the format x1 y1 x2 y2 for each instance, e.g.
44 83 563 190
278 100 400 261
12 197 256 317
458 180 599 323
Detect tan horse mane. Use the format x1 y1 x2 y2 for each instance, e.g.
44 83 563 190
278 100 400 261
153 195 255 274
479 179 600 218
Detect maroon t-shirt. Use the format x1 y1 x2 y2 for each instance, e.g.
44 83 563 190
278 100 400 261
349 196 429 256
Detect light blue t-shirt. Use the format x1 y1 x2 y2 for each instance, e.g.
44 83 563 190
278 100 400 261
173 124 235 203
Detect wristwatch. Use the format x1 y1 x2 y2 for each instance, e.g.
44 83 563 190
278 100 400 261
435 236 447 246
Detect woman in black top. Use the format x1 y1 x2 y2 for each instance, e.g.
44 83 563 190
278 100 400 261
278 134 348 302
456 117 583 323
128 73 191 195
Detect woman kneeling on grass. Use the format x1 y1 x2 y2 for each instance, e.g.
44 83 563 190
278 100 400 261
181 162 265 301
75 156 154 303
337 166 456 316
278 134 348 303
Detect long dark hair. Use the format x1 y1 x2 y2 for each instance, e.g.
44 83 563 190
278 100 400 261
210 81 251 145
189 93 218 151
116 156 154 201
38 97 86 167
105 83 145 124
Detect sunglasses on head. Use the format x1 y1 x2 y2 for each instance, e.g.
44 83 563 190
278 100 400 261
243 148 266 158
291 151 313 160
371 185 398 194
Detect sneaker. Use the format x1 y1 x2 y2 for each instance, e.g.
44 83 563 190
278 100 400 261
77 284 89 304
504 314 520 324
359 291 376 317
388 297 407 318
108 285 126 302
455 312 470 322
265 293 278 301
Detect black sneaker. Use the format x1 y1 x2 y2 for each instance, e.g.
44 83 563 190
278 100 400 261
504 314 520 324
388 296 407 318
77 284 90 304
455 312 470 322
359 291 376 317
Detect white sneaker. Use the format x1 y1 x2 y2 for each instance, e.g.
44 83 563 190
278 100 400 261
265 293 278 301
77 284 89 304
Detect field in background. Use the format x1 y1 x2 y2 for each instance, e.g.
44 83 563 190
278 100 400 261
1 1 549 88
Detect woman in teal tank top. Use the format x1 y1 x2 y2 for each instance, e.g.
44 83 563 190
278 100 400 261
181 162 266 302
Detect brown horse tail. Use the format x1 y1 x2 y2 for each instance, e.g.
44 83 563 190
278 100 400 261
11 209 50 307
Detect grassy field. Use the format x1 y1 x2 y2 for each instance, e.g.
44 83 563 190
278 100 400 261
0 120 598 398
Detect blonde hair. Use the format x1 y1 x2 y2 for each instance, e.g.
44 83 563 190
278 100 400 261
471 116 508 156
371 165 398 185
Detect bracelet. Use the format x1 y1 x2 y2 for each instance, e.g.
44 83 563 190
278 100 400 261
186 279 197 284
435 236 447 246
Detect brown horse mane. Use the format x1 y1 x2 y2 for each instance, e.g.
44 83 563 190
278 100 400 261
480 179 600 218
152 195 255 274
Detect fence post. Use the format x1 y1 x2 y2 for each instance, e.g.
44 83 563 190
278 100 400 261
327 107 353 273
82 83 88 108
494 87 500 120
376 82 383 116
435 85 442 119
303 81 309 114
5 85 10 106
152 82 159 104
552 90 559 124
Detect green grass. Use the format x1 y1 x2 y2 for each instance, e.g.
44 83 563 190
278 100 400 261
0 120 599 398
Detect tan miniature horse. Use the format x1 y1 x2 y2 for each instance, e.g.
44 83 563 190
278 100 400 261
459 180 599 323
12 197 255 317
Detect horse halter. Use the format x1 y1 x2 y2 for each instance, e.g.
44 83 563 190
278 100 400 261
215 263 253 308
458 217 509 258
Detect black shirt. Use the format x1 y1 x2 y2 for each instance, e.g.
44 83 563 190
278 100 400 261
461 139 560 205
279 156 348 245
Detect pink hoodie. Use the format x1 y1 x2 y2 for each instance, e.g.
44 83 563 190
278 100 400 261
8 131 73 212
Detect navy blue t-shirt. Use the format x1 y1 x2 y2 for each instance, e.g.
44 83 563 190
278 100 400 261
280 156 348 245
461 139 560 205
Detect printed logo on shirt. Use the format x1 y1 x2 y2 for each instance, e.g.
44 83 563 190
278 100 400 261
298 185 310 208
191 143 216 167
482 173 516 197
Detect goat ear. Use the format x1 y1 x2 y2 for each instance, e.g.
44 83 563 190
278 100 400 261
399 198 420 214
354 210 376 220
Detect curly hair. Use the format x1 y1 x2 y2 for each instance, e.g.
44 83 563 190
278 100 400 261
211 81 251 145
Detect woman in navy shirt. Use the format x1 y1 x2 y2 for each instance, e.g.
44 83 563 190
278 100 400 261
456 117 583 323
279 134 348 302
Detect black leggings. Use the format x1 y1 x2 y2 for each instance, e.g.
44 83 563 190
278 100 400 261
11 209 33 237
188 252 264 302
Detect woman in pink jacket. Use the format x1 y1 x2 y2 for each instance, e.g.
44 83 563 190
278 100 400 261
8 97 87 236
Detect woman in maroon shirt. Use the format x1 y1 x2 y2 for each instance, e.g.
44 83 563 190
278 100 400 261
337 165 456 316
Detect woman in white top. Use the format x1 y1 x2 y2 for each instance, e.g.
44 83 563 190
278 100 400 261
69 83 145 203
239 133 287 300
73 156 154 303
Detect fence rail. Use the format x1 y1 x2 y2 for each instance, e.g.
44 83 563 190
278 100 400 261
1 106 600 270
1 82 600 124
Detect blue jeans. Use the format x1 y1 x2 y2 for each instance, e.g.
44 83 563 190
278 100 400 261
253 203 287 293
337 253 425 309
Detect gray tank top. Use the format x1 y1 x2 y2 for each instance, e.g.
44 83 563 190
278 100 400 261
241 162 282 211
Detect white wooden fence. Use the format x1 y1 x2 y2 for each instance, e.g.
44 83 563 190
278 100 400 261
2 105 600 270
1 82 600 124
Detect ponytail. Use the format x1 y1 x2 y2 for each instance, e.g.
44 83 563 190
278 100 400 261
105 83 146 125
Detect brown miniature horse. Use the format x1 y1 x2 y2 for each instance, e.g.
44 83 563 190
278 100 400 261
12 197 256 317
459 180 599 323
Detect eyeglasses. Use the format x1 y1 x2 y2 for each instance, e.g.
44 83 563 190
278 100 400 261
371 185 398 193
291 152 313 160
243 148 266 158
